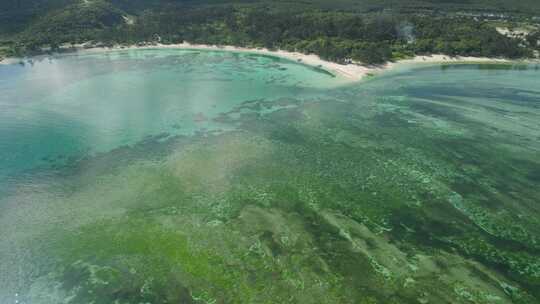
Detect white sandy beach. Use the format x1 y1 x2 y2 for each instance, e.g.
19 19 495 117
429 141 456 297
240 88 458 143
0 57 23 65
76 42 381 81
388 54 519 67
2 42 538 81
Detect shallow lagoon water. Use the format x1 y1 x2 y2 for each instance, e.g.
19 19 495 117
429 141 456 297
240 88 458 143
0 49 345 188
0 50 539 303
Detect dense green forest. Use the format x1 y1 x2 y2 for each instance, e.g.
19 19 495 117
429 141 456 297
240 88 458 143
1 0 540 64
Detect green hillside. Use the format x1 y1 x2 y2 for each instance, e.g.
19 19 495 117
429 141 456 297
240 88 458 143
17 0 124 44
1 0 539 63
3 0 540 34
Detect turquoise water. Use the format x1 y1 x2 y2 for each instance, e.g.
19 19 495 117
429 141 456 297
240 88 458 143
0 49 344 191
0 50 539 303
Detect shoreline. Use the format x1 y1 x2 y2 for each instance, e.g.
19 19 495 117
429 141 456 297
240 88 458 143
67 42 383 81
386 54 535 69
1 42 538 81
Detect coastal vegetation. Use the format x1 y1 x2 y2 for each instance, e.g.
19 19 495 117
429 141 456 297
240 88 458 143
1 0 540 64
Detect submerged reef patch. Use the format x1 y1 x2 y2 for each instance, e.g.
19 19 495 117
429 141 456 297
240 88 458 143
1 62 539 303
